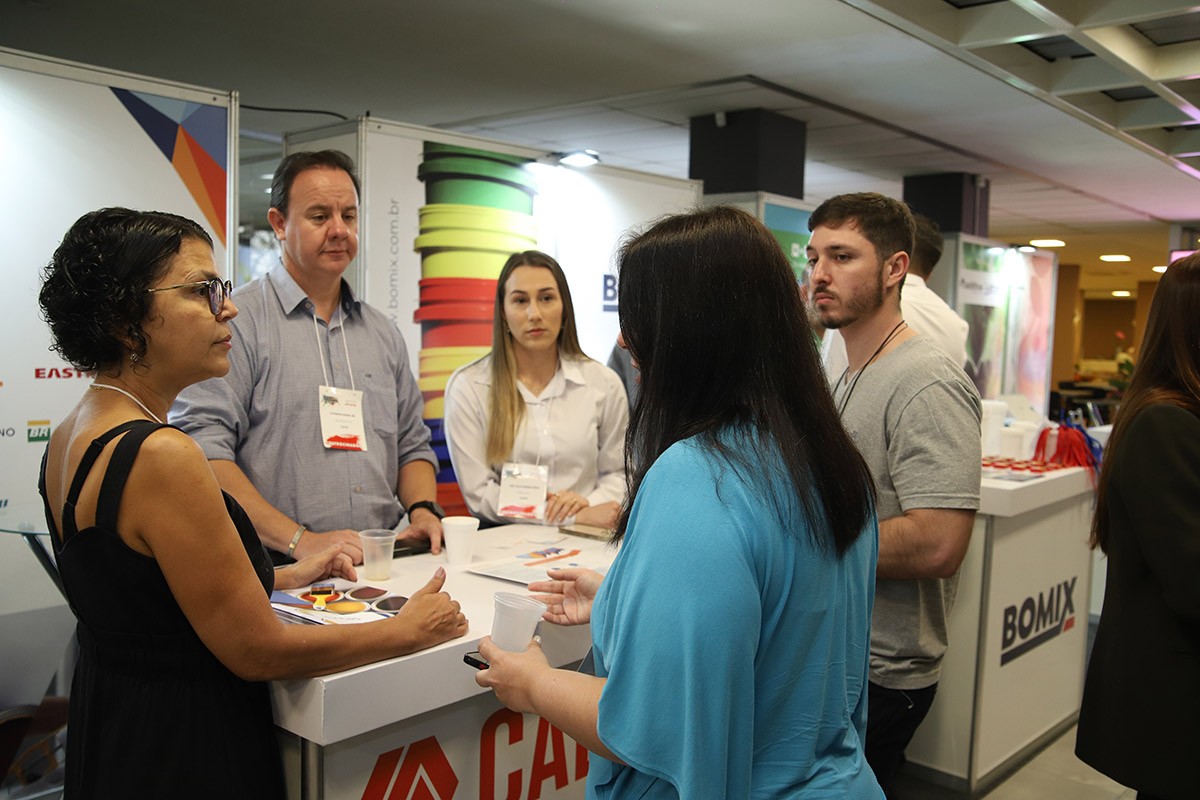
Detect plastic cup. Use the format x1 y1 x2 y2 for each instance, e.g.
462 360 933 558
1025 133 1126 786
358 529 398 581
491 592 547 651
442 516 480 565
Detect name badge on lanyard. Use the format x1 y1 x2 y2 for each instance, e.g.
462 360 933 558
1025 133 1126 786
318 386 367 451
313 306 366 451
498 462 549 520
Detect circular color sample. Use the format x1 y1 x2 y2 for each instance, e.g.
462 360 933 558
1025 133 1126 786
347 587 389 601
373 596 409 613
324 601 368 614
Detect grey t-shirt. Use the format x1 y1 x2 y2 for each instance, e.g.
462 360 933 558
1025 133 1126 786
832 335 982 689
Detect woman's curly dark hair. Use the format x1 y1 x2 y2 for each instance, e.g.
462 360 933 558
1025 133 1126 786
39 208 213 372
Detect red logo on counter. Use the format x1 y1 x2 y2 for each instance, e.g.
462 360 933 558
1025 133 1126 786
361 710 589 800
362 735 458 800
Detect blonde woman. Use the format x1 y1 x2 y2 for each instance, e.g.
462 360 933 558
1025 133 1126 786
444 251 627 526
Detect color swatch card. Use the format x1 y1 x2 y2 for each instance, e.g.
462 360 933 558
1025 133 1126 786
467 546 603 586
270 585 409 625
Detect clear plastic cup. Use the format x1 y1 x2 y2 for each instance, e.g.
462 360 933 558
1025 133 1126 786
442 516 480 565
491 592 547 651
358 529 398 581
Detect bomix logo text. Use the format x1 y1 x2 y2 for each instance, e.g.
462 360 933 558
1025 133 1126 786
1000 576 1077 666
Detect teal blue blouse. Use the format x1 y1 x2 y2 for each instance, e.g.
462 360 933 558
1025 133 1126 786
587 434 883 799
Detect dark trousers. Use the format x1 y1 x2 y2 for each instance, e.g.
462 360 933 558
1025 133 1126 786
866 681 938 799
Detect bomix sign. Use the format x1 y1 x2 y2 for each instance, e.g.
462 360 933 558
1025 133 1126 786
999 576 1077 666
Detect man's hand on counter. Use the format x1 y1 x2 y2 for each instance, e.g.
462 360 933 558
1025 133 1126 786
399 508 443 555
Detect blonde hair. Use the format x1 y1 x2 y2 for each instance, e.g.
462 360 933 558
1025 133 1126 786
486 251 586 464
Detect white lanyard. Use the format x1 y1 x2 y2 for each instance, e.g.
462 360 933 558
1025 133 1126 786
311 304 356 390
526 395 554 468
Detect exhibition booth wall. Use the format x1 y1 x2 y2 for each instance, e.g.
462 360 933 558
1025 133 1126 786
0 47 237 710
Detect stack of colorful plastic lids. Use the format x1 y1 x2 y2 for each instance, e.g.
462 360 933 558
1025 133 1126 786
415 142 539 517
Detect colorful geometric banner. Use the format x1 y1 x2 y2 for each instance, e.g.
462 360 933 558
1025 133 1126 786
110 87 227 244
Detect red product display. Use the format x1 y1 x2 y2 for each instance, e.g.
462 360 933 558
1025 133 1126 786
1034 425 1101 482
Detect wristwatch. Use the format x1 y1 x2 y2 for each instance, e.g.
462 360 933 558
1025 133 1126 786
407 500 445 520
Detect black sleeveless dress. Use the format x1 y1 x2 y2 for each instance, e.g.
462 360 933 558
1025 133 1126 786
38 421 286 798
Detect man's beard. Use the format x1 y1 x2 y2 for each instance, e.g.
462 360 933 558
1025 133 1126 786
817 266 885 330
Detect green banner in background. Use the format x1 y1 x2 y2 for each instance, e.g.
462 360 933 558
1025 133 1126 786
764 203 812 284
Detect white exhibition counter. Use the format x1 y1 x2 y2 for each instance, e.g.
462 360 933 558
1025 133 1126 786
907 467 1095 796
274 472 1096 800
272 524 614 800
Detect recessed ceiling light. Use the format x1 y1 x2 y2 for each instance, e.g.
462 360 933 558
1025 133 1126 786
1100 254 1131 262
1152 265 1168 273
1029 239 1065 247
557 150 601 167
1017 245 1036 253
1111 290 1132 297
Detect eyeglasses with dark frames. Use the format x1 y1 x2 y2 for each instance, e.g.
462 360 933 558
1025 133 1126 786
147 277 233 316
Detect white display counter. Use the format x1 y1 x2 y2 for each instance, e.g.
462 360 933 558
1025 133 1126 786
907 468 1095 796
272 524 614 800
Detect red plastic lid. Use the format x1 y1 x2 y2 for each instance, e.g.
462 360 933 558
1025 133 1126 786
421 321 493 348
420 284 497 304
419 278 499 290
413 302 494 322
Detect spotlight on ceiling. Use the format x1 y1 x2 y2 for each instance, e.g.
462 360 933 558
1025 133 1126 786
554 150 601 167
1017 245 1036 253
1152 265 1168 273
1111 290 1132 297
1100 254 1131 262
1029 239 1065 247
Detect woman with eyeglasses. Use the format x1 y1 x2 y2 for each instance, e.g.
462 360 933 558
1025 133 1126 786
37 208 468 799
444 250 628 527
1075 253 1200 800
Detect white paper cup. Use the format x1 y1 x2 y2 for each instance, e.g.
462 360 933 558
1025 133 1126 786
491 592 547 651
442 516 480 565
358 528 398 581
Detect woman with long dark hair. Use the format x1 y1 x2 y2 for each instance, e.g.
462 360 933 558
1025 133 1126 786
1075 253 1200 800
474 207 883 798
444 250 627 525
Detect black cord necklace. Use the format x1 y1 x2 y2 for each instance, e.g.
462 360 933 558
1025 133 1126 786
836 320 907 417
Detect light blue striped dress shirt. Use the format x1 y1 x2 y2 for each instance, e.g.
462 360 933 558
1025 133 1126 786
171 264 436 535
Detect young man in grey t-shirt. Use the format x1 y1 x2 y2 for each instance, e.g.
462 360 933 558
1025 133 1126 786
807 193 982 798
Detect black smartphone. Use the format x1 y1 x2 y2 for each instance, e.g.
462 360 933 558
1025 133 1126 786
393 541 432 557
463 651 489 670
